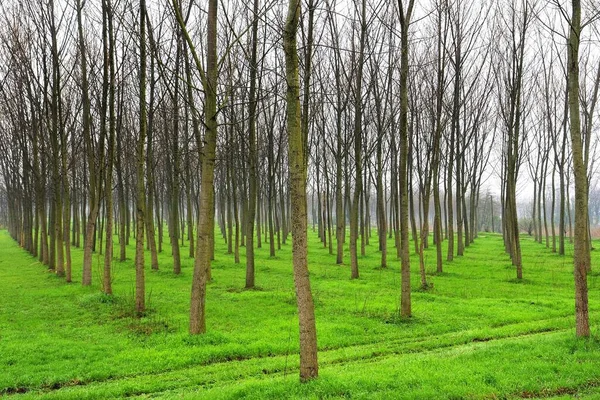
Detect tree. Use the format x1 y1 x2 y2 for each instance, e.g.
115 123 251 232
245 0 259 289
135 0 148 315
174 0 219 334
102 0 116 294
432 0 449 273
169 31 182 276
494 0 531 280
349 0 367 280
565 0 590 337
397 0 415 318
284 0 319 381
323 0 352 265
48 0 64 277
78 0 104 287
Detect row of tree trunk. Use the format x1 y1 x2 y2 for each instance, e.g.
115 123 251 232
0 0 596 383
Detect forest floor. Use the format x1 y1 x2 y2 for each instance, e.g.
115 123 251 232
1 230 600 399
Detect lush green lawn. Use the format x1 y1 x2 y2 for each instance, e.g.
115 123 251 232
0 228 599 399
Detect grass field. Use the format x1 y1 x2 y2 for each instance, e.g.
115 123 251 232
0 229 599 399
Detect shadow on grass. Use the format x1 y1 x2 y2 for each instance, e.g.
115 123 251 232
226 286 267 293
426 270 461 278
507 278 534 285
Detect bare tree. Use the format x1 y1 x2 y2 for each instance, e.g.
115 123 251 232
397 0 415 318
564 0 592 337
135 0 148 315
284 0 319 381
494 0 532 280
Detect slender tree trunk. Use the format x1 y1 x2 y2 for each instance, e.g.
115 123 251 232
567 0 590 337
78 0 102 286
350 0 366 280
226 158 233 255
284 0 319 381
376 129 387 269
432 8 445 273
116 131 127 261
170 68 182 275
409 167 419 255
174 0 218 333
135 0 148 315
551 161 557 252
398 0 414 318
245 0 259 289
49 0 64 277
101 0 117 295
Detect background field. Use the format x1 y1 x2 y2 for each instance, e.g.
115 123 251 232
1 230 599 399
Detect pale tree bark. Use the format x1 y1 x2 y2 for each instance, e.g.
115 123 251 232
284 0 319 381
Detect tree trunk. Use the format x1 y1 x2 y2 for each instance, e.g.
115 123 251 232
284 0 319 381
174 0 218 334
135 0 148 315
349 0 366 280
398 0 414 318
245 0 259 289
78 0 103 286
170 40 182 275
566 0 590 337
102 0 116 294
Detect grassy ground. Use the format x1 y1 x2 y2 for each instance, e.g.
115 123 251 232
0 228 599 399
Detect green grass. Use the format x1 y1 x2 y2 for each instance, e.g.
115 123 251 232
0 229 599 399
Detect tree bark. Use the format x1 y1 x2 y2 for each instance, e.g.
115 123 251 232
174 0 218 334
102 0 116 294
567 0 590 338
284 0 319 381
350 0 367 280
398 0 414 318
136 0 148 315
245 0 259 289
